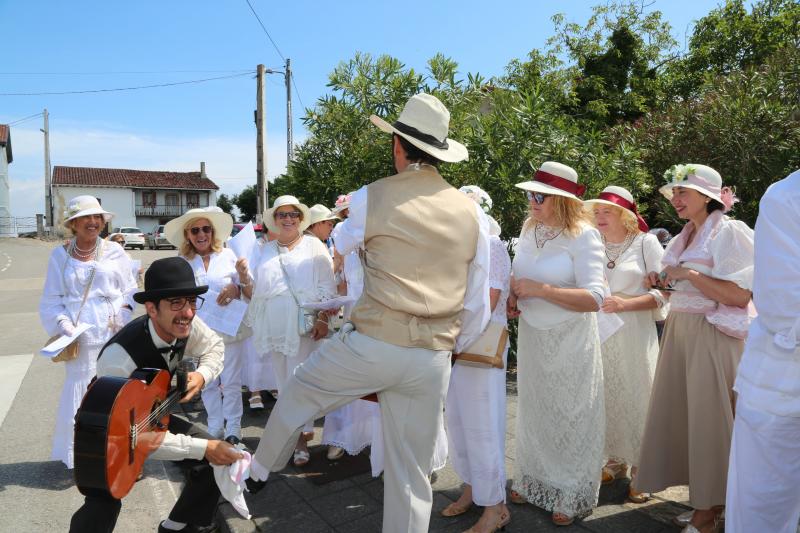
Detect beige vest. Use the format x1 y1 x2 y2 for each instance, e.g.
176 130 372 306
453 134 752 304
349 167 479 351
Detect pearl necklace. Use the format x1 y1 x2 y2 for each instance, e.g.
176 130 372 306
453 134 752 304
71 238 99 260
277 233 302 248
603 232 636 269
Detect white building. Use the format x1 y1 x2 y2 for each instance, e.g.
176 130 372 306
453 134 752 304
52 162 219 234
0 125 13 236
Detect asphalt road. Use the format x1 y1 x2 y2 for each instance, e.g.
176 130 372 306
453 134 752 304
0 238 181 533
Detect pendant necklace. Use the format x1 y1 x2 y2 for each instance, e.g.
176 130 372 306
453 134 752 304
603 232 635 269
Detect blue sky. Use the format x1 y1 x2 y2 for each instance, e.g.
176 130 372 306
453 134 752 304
1 0 728 216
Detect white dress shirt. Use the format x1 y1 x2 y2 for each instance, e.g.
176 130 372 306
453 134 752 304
96 316 225 460
734 170 800 417
332 184 492 352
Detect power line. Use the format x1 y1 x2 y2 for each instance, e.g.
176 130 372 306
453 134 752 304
291 76 305 110
7 112 44 125
244 0 285 61
0 72 253 96
0 69 254 76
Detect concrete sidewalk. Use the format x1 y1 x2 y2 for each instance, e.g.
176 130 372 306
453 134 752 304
176 379 691 533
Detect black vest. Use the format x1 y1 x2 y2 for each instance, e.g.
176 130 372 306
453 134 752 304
98 315 187 375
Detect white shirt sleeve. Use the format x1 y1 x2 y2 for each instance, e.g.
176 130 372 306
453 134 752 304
332 186 367 256
709 219 755 291
642 233 668 307
310 238 338 301
185 316 225 388
455 204 492 353
39 247 70 337
572 226 606 306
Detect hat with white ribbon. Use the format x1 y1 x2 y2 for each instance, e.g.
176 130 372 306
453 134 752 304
264 195 312 234
63 195 113 227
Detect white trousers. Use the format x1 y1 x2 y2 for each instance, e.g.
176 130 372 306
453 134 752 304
201 338 245 438
272 336 320 434
726 399 800 533
254 325 451 533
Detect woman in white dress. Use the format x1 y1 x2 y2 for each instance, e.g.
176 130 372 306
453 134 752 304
584 186 666 503
508 162 606 526
442 185 512 533
165 206 245 440
237 195 337 466
39 196 137 468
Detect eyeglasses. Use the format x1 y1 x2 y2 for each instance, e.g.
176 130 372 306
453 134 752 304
189 225 213 235
165 296 205 311
275 211 302 220
526 191 550 205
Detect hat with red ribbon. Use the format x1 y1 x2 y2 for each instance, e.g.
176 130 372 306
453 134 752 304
515 161 586 201
585 186 649 232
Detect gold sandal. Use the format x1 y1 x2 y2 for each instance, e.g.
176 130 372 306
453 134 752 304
463 509 510 532
441 501 471 517
552 512 574 526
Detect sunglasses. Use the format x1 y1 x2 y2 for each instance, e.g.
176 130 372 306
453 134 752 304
526 191 550 205
189 225 213 235
275 211 302 220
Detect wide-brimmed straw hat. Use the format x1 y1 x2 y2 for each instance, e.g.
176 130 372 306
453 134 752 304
584 186 650 232
63 195 113 227
515 161 586 201
659 164 724 204
308 204 339 226
164 206 233 248
331 193 352 215
370 93 468 163
134 256 208 304
264 195 312 234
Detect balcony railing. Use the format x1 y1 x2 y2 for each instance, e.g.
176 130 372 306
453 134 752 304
135 203 208 217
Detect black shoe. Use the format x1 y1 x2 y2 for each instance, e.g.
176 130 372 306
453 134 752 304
157 521 218 533
245 477 268 495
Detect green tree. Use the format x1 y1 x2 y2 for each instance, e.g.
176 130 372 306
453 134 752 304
232 185 258 223
216 193 234 214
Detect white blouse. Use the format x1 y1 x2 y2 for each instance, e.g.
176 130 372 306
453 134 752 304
488 236 511 327
39 241 138 346
249 236 337 356
605 232 666 304
512 221 605 329
182 248 239 295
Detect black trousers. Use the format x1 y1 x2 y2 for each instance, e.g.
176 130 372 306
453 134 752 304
69 415 221 533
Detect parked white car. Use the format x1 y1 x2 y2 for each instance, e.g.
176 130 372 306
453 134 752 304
147 224 175 250
112 226 146 249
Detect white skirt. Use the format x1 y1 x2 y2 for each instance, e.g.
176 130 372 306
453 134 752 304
368 408 448 478
52 342 102 469
446 345 508 506
322 399 381 456
600 307 658 465
241 337 277 392
512 313 605 516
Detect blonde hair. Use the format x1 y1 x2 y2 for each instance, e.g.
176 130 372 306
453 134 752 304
523 195 589 237
588 203 642 234
180 219 223 259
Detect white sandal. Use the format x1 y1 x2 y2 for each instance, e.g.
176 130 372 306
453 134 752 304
293 449 310 466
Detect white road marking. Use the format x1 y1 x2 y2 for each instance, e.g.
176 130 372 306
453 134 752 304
0 251 11 272
0 353 34 426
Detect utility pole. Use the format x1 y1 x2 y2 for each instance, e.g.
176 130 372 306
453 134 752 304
41 108 53 229
285 58 294 163
255 64 267 220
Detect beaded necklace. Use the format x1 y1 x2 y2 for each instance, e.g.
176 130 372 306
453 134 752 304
602 231 636 269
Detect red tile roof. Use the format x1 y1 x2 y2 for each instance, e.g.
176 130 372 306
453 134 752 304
53 166 219 190
0 125 8 145
0 124 11 163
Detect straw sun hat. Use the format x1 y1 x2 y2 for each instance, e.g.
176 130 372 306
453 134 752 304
515 161 586 201
584 185 650 232
63 195 113 227
164 206 233 248
264 195 312 235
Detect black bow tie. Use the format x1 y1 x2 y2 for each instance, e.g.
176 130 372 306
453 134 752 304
158 344 180 360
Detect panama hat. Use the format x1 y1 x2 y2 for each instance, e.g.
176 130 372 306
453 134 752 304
264 195 312 234
308 204 339 226
659 164 724 204
164 206 234 248
515 161 586 201
584 186 649 232
370 93 468 163
134 257 208 304
63 195 113 227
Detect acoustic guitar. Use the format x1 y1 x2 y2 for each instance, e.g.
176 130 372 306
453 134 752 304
74 368 183 499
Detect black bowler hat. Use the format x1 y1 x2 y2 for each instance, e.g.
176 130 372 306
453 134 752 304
133 257 208 304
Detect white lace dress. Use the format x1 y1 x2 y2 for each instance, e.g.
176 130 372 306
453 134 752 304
39 241 137 468
600 232 665 466
511 222 606 517
446 235 511 505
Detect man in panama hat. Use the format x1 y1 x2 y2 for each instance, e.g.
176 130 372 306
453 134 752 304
245 93 492 532
70 257 241 533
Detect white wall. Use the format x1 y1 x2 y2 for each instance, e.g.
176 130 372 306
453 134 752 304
53 186 135 230
0 148 10 219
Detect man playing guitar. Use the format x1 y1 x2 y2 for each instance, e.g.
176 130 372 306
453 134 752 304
69 257 243 533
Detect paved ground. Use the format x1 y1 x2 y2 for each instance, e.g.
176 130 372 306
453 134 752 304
0 236 693 532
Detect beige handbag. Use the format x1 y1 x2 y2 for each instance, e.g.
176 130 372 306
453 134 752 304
452 322 508 369
47 241 101 363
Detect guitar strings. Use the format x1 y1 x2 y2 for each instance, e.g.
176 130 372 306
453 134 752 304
133 391 181 433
